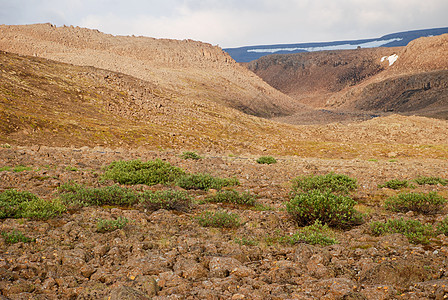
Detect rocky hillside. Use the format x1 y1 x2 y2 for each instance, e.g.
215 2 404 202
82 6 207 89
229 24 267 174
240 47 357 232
2 50 448 159
0 23 304 118
249 34 448 122
248 47 399 108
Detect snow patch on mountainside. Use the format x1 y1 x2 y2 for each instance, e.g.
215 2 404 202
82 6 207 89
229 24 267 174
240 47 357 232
247 38 403 53
381 54 399 66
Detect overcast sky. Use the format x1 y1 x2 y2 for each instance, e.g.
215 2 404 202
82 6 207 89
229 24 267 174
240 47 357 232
1 0 447 48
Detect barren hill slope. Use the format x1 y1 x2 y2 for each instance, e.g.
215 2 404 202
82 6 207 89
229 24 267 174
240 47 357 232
249 34 448 122
0 23 304 118
1 51 448 159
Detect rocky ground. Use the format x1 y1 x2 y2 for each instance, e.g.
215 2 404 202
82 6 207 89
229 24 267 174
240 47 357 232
1 145 448 299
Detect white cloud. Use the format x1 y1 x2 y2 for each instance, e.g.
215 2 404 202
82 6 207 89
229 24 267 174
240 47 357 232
1 0 448 47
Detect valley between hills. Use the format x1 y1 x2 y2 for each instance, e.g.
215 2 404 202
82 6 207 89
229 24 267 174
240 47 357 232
0 24 448 299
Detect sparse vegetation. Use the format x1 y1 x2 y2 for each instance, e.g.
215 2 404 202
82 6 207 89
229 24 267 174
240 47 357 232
378 179 413 190
180 151 202 160
58 183 139 208
196 210 241 228
256 156 277 164
1 230 34 244
0 143 11 148
370 218 434 244
140 190 192 212
280 220 338 246
0 165 34 172
102 159 185 185
65 166 78 172
176 173 239 191
0 189 66 219
96 217 129 233
384 192 447 214
291 173 358 196
234 237 258 246
13 165 33 172
205 190 256 206
414 176 447 186
286 190 363 228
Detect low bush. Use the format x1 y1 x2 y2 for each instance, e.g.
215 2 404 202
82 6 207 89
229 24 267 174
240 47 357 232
414 176 448 186
370 218 434 244
256 156 277 164
96 217 129 233
0 189 66 219
205 190 256 206
180 151 202 160
58 183 139 208
378 179 413 190
102 159 185 185
436 217 448 235
291 173 357 196
196 210 241 228
0 166 11 172
140 190 192 212
286 190 363 228
176 173 239 191
1 230 34 244
384 192 447 214
280 220 338 246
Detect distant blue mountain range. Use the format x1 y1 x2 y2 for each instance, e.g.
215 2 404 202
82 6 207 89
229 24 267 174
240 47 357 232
224 27 448 63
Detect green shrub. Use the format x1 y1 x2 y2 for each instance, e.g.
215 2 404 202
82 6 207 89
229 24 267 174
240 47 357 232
96 217 129 233
0 143 11 148
280 220 338 246
384 192 447 214
176 173 239 191
0 189 66 219
180 151 202 160
370 218 434 244
58 183 139 208
102 159 185 185
291 173 357 196
286 190 362 228
0 166 11 172
205 190 256 206
1 230 34 244
196 210 241 228
436 217 448 235
414 176 448 186
256 156 277 164
140 190 192 212
378 179 413 190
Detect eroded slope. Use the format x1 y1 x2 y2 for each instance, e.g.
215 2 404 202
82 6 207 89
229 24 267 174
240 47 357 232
0 23 304 118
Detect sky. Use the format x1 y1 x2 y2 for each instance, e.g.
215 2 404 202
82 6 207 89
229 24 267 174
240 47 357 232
1 0 447 48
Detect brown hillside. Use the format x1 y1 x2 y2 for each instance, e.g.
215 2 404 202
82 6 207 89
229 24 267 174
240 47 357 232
248 34 448 122
248 47 399 108
0 23 305 118
1 50 448 159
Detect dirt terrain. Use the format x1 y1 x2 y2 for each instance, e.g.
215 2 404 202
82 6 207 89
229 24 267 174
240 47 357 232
0 24 448 299
1 146 448 299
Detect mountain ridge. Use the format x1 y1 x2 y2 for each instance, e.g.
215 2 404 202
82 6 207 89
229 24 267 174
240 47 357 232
225 27 448 62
